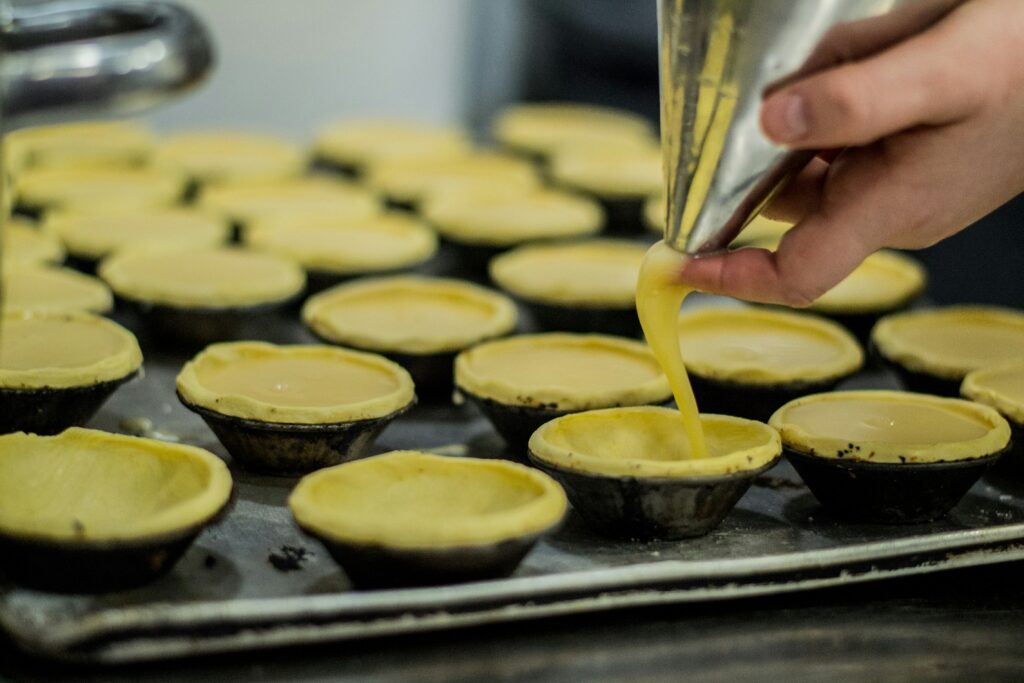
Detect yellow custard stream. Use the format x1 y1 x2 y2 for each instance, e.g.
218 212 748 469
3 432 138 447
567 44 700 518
636 241 707 458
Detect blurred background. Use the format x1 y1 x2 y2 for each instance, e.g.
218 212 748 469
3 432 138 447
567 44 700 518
146 0 1021 307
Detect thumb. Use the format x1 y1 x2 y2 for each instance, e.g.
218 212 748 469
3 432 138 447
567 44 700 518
680 214 875 307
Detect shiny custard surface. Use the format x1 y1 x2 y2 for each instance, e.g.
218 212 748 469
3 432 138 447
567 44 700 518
197 355 403 408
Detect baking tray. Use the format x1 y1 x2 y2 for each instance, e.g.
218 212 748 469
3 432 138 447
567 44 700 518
5 305 1024 665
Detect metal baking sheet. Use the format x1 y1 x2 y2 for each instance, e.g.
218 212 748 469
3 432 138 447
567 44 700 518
5 308 1024 664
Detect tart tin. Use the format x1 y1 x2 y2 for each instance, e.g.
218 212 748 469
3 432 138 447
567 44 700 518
512 298 641 338
120 295 300 349
528 408 782 540
179 393 415 475
0 504 229 593
529 457 777 541
689 373 848 423
289 452 566 588
876 357 962 397
0 429 232 593
306 527 551 589
771 391 1012 523
461 391 669 459
0 371 138 435
784 448 1004 524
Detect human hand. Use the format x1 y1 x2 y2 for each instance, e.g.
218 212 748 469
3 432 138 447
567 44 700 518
681 0 1024 306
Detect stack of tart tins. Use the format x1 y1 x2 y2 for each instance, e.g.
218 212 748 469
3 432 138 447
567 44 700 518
177 342 415 474
454 333 672 454
771 391 1010 523
490 239 646 336
303 276 518 399
0 311 141 435
872 306 1024 396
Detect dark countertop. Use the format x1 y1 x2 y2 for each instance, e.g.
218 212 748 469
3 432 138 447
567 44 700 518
5 561 1024 683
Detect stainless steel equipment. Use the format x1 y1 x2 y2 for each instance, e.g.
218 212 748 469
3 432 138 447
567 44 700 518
1 0 213 127
0 0 213 311
658 0 947 254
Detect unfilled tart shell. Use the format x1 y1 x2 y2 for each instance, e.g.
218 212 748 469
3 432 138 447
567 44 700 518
244 212 436 277
3 265 113 315
289 450 566 586
0 428 231 592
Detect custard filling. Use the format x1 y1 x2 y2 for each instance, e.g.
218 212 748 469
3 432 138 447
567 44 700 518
0 312 141 389
177 342 414 424
245 213 436 274
549 146 662 199
490 240 646 307
636 242 706 457
770 390 1010 463
529 407 780 478
99 247 305 308
367 152 539 204
45 208 230 260
424 188 603 246
154 131 306 184
15 167 187 210
303 277 517 354
199 178 382 227
455 334 670 410
678 308 863 384
873 306 1024 379
0 428 231 541
3 266 113 314
289 450 566 548
315 121 471 167
493 103 655 156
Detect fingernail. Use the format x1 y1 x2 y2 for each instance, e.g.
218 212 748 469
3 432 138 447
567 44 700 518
764 93 808 143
